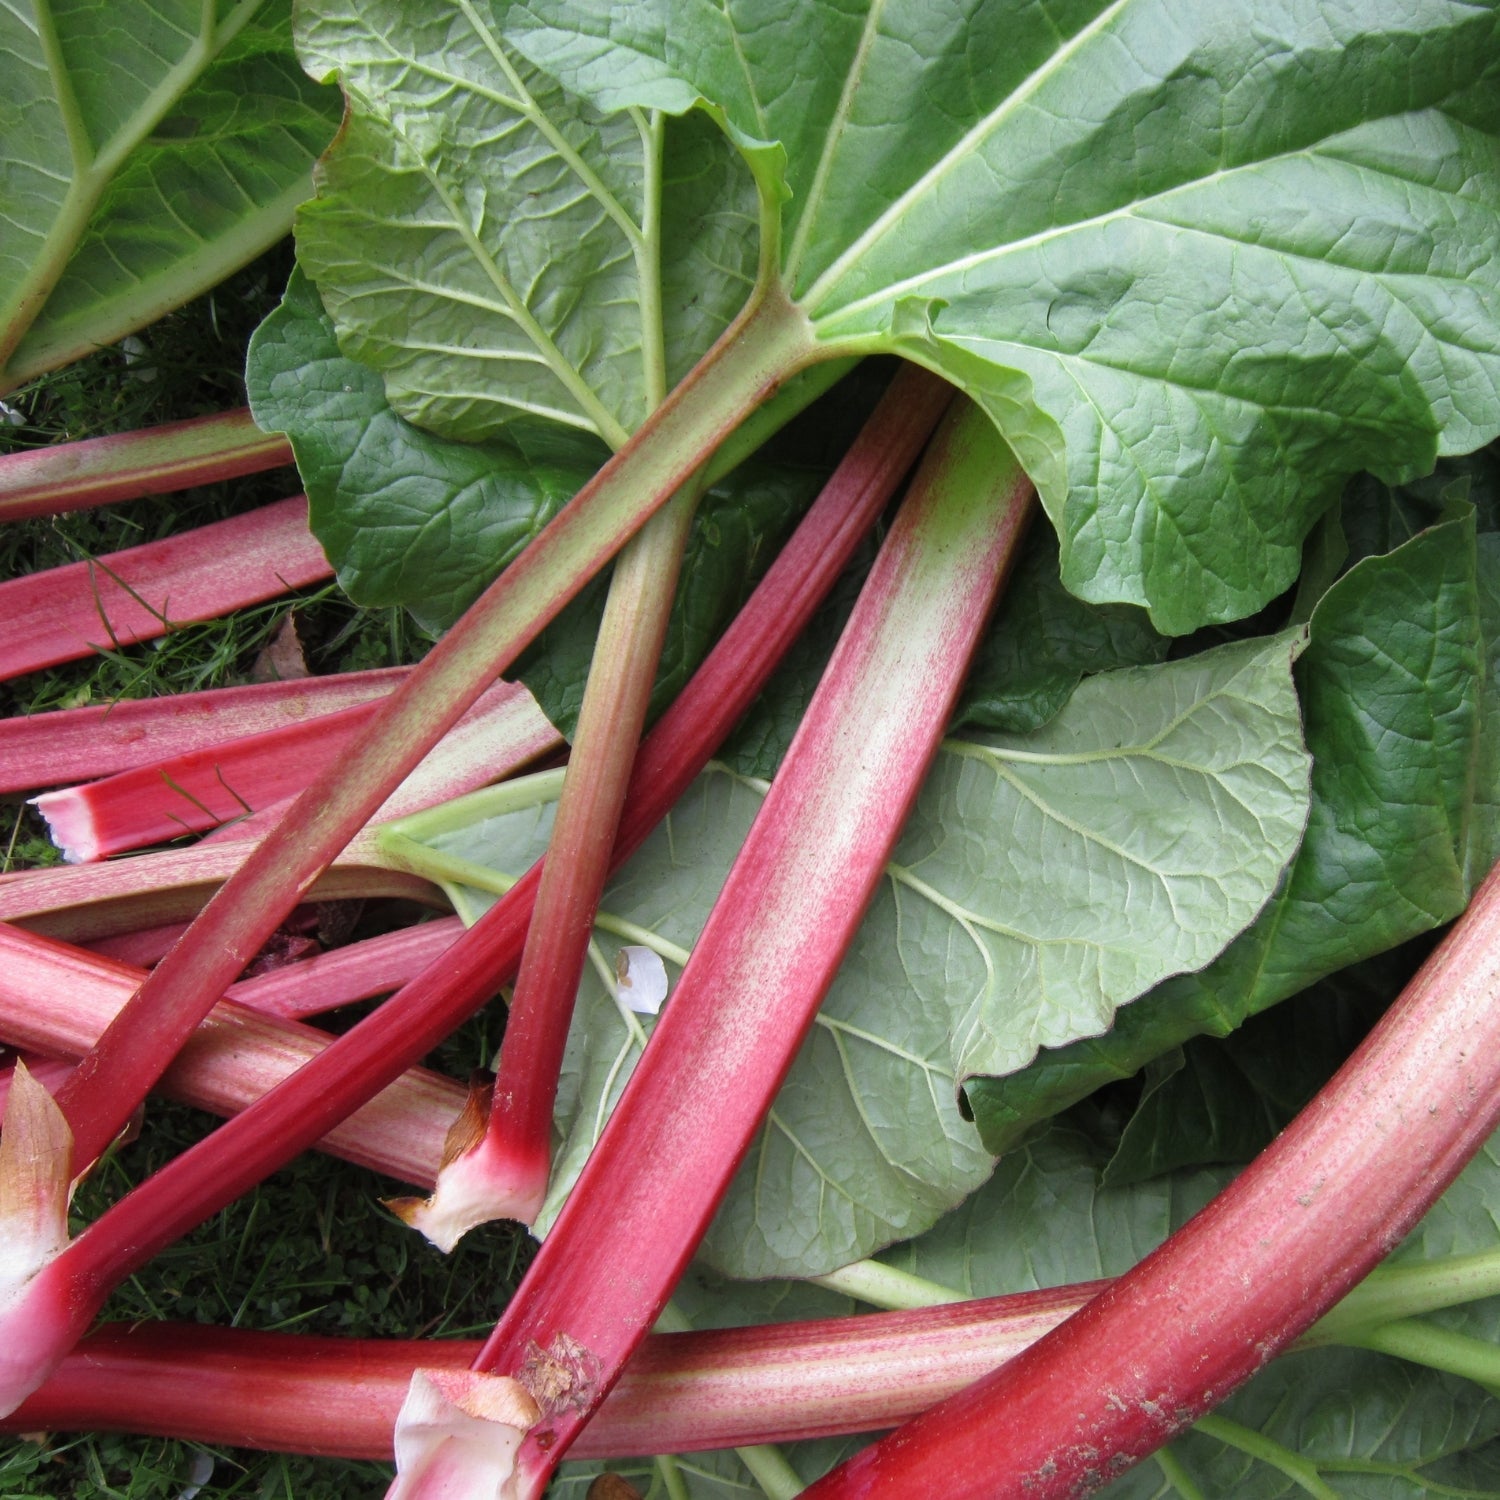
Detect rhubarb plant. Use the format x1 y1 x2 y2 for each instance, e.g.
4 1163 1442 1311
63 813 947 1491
2 1 1500 1496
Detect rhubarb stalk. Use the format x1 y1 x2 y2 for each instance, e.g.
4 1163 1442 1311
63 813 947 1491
12 1206 1500 1464
45 285 818 1185
389 402 1033 1500
3 1290 1086 1462
0 494 333 681
31 677 558 861
0 409 291 522
393 478 705 1245
798 855 1500 1499
0 669 408 796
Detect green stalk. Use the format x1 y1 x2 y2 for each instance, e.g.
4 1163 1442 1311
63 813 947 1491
391 474 708 1245
1339 1317 1500 1387
1304 1244 1500 1344
0 410 291 522
47 284 820 1175
1192 1416 1341 1500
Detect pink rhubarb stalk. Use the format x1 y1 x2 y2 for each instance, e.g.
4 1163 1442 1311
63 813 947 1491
4 1289 1092 1461
0 494 333 682
0 924 458 1187
32 678 558 861
0 362 945 1417
225 917 465 1022
0 843 444 945
391 403 1033 1500
798 855 1500 1499
394 482 705 1246
0 408 291 522
0 668 408 796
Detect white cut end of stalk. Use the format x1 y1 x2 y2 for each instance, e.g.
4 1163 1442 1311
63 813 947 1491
386 1139 547 1250
613 946 668 1015
388 1367 541 1500
384 1079 547 1247
0 1059 73 1287
28 788 101 864
0 1060 81 1418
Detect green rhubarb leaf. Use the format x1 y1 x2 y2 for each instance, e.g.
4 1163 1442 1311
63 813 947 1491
292 0 760 449
410 634 1306 1276
511 0 1500 633
0 0 337 392
969 506 1500 1154
1099 961 1395 1188
247 267 595 633
920 632 1308 1082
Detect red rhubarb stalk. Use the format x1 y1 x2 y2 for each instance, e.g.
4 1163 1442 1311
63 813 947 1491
13 1227 1500 1466
225 917 465 1021
0 668 408 796
394 481 705 1245
390 403 1032 1500
798 855 1500 1499
0 409 291 522
0 363 945 1417
4 1290 1090 1462
32 678 559 861
43 286 817 1187
0 494 333 681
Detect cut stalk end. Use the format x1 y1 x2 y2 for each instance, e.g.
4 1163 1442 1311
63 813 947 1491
0 1062 83 1416
387 1368 542 1500
385 1079 549 1248
28 789 98 865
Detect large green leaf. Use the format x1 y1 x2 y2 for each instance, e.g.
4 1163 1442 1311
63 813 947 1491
410 634 1305 1276
970 506 1500 1154
511 0 1500 633
292 0 760 450
0 0 337 391
918 633 1308 1081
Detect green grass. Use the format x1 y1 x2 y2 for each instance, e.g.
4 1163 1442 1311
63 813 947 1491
0 246 535 1496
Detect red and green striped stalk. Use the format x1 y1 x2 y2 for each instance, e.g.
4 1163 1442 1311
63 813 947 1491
393 478 707 1246
389 402 1033 1500
0 408 292 522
